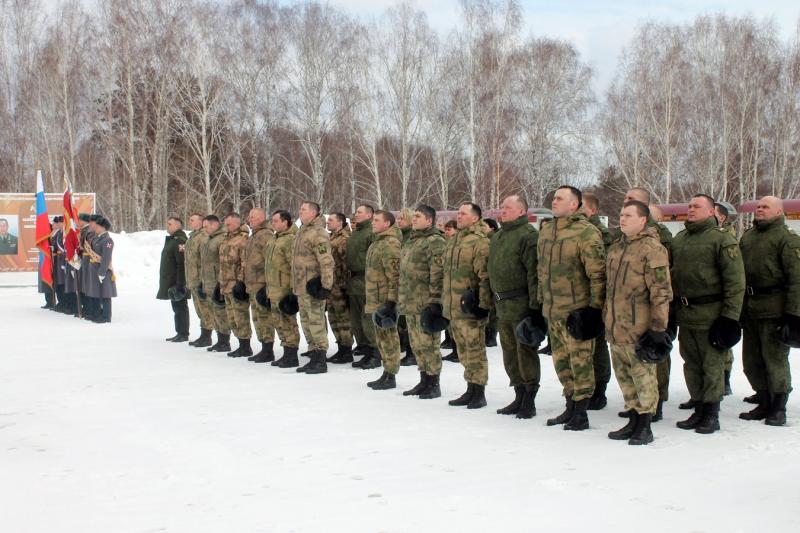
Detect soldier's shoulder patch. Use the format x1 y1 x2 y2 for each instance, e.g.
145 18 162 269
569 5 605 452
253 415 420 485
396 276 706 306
653 265 668 283
178 243 185 253
433 254 443 266
106 242 113 249
318 243 328 254
724 245 739 259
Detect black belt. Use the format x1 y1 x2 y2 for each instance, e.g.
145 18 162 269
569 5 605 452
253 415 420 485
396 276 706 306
746 285 785 296
351 271 364 276
676 294 723 307
494 288 528 301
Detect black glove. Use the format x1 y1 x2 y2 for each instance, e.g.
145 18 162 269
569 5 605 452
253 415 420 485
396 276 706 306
167 285 188 302
635 329 673 364
232 280 249 302
212 283 225 306
566 307 604 340
197 287 207 300
460 288 489 319
256 287 271 309
421 303 449 333
372 301 398 329
278 294 299 315
708 315 741 350
306 276 331 300
515 308 547 347
777 313 800 349
666 303 678 341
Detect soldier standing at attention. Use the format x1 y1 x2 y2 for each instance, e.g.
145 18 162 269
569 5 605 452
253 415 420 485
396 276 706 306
86 216 117 323
738 196 800 426
396 207 417 367
399 204 446 399
672 194 745 434
219 213 252 358
185 213 213 347
293 201 335 374
244 208 277 362
605 201 673 445
347 204 381 369
443 202 492 410
489 195 545 419
157 217 189 342
441 219 459 360
325 212 354 364
714 201 737 396
538 186 606 431
201 215 232 353
364 211 403 390
77 214 96 318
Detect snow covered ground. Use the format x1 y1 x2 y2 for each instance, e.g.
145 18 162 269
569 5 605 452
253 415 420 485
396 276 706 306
1 231 799 533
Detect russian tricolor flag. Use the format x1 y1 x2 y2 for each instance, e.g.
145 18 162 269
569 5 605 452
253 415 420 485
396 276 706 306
35 170 53 288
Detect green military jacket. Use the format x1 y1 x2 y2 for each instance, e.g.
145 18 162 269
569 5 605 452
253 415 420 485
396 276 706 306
365 225 402 313
604 226 672 345
330 226 351 295
218 224 250 294
157 229 188 300
671 217 745 328
184 229 208 290
739 215 800 320
200 227 225 293
346 219 374 296
264 225 297 301
537 213 606 322
292 215 334 296
441 220 492 321
587 214 613 248
398 225 445 315
244 221 274 293
487 215 539 321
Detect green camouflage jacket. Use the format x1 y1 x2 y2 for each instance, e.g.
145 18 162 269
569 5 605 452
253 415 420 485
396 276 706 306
218 224 250 294
264 224 297 301
398 225 445 315
292 215 334 296
441 220 492 320
365 225 402 313
185 229 208 290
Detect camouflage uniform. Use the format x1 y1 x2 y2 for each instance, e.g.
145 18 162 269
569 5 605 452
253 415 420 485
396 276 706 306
219 224 252 340
292 214 335 351
327 226 353 348
264 225 301 348
487 215 541 387
346 220 377 349
245 221 275 343
442 220 492 386
185 228 213 331
586 214 613 394
537 213 606 401
366 226 403 374
671 217 745 403
399 225 446 376
604 227 672 414
201 227 230 335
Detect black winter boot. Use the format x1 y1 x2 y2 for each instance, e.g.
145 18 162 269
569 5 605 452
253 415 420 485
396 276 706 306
765 393 788 426
724 370 733 396
679 398 699 410
467 384 487 409
609 411 639 440
399 348 417 367
497 386 524 415
516 384 539 419
440 330 454 349
359 348 382 370
743 392 760 404
695 402 720 434
448 383 474 406
166 333 186 342
676 403 704 430
739 390 770 420
328 344 353 364
369 371 396 390
564 399 590 431
274 347 299 368
628 413 654 445
190 328 213 347
250 342 275 363
652 400 664 422
228 338 252 358
539 342 552 355
403 372 428 396
304 350 328 375
207 333 231 352
485 326 497 347
442 347 459 362
618 409 633 418
419 374 441 399
546 398 575 426
587 381 608 410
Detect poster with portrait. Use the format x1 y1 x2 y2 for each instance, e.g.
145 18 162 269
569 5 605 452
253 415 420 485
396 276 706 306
0 214 20 255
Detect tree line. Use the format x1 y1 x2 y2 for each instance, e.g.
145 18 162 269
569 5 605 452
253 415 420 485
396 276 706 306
1 0 798 230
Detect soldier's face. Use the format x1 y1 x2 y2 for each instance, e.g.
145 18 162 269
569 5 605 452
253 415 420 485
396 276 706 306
397 216 410 229
456 205 478 229
0 221 7 235
272 214 289 232
755 199 782 221
619 206 647 236
500 196 525 223
687 198 714 222
248 209 266 227
326 215 342 232
299 203 317 225
201 220 210 234
354 206 371 224
189 215 203 231
624 189 648 204
373 214 390 233
444 226 456 238
206 221 220 234
551 189 578 218
412 211 431 231
224 217 241 232
166 219 181 235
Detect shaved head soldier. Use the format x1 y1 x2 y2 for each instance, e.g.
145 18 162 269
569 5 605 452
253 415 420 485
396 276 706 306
185 213 214 347
219 213 253 357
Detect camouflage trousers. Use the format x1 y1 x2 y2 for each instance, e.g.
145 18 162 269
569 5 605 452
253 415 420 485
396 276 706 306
349 293 376 348
593 331 611 384
498 319 540 387
724 349 734 373
223 293 251 339
375 324 401 375
406 314 442 376
678 327 725 403
548 319 596 401
611 344 658 414
208 295 231 335
190 288 214 331
327 290 353 347
298 294 329 351
269 307 301 349
742 318 792 394
657 355 671 401
249 291 275 343
451 318 488 386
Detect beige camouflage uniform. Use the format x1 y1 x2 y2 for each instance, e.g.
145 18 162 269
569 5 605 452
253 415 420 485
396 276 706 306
604 226 672 414
365 225 403 374
292 214 335 351
264 224 301 348
201 227 231 335
245 220 275 343
327 226 353 348
219 224 252 340
185 228 213 331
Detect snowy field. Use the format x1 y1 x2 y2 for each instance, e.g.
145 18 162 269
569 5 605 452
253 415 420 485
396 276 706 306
1 230 799 533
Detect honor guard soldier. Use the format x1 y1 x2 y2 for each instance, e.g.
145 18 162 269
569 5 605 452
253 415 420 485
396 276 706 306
86 216 117 323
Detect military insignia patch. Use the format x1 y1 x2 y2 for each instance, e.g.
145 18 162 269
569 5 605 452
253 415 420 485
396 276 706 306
654 266 668 283
178 244 185 252
106 242 113 249
725 246 739 259
318 243 328 254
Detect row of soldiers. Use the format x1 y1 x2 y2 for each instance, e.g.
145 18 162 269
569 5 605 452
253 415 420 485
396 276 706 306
40 213 117 323
159 188 799 445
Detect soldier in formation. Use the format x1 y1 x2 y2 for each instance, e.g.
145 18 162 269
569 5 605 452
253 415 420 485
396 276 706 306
157 216 189 342
185 213 213 347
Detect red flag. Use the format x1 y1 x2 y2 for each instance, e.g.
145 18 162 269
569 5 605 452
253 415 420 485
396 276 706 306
63 178 79 262
35 170 53 288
